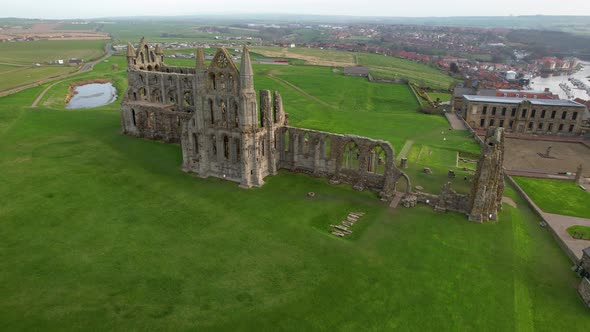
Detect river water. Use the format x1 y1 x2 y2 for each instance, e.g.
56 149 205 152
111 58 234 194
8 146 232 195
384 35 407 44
67 83 117 109
530 62 590 100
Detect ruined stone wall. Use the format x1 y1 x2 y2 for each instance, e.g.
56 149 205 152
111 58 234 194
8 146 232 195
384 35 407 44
582 252 590 274
468 127 505 222
125 70 197 112
120 103 190 143
579 278 590 307
413 183 470 215
275 127 408 198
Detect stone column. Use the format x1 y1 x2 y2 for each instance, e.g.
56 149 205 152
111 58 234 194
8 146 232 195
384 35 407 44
400 157 408 169
313 137 321 176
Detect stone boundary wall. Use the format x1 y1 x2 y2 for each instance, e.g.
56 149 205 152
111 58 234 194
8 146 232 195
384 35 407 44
367 74 409 84
407 83 424 107
579 277 590 307
457 112 485 147
506 175 579 263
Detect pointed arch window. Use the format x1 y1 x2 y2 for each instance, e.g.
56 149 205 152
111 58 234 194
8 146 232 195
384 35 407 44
284 130 290 152
342 142 360 170
209 73 216 90
368 146 386 175
192 133 199 154
303 133 311 154
233 102 239 128
223 136 229 159
209 99 214 124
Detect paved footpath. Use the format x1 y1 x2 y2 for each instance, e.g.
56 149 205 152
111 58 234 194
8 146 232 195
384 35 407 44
508 175 590 261
542 212 590 261
444 112 467 130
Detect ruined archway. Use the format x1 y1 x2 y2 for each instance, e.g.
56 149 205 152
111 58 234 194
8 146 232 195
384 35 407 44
341 141 361 170
393 172 412 194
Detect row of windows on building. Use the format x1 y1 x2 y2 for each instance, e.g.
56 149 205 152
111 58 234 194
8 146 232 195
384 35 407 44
480 105 579 121
479 118 576 132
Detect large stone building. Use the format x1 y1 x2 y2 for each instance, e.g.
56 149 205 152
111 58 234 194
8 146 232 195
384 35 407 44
461 95 587 136
120 38 506 223
120 38 410 197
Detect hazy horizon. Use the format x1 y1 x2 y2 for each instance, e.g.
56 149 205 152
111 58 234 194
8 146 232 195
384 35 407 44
3 0 590 20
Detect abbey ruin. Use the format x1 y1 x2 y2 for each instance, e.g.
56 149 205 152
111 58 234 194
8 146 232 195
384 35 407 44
120 38 506 222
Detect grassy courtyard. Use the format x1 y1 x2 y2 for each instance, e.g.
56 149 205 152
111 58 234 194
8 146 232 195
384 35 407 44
0 53 589 330
513 177 590 219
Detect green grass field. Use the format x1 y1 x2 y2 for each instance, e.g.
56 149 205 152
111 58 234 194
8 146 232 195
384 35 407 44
251 46 457 90
0 40 107 65
1 53 589 330
429 92 452 102
513 177 590 219
0 66 77 92
567 225 590 240
0 40 107 92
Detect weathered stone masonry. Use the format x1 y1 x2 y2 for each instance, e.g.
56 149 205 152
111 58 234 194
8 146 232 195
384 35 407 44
120 38 505 223
120 38 408 197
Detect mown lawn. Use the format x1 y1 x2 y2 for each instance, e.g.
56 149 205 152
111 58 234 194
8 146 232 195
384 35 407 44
0 92 588 329
513 177 590 219
0 52 589 330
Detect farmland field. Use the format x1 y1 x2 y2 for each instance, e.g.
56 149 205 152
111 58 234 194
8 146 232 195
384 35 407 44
0 40 107 92
1 50 589 330
0 40 107 65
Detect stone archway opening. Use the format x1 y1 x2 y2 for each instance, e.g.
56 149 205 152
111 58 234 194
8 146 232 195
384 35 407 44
393 172 411 194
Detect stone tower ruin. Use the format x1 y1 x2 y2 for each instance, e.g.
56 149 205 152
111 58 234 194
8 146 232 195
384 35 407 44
468 127 505 222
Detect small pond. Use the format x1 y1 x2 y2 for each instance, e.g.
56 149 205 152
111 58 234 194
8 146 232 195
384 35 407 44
66 83 117 109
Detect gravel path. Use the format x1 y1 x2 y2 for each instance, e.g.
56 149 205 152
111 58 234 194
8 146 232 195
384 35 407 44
444 112 467 130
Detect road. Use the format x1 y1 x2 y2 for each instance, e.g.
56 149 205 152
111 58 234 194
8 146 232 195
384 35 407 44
0 43 114 98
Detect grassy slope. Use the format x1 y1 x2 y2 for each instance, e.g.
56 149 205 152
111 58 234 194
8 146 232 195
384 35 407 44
251 46 456 90
513 177 590 219
1 57 588 330
253 64 478 193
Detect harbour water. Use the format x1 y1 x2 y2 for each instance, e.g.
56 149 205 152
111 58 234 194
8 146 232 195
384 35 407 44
530 62 590 100
67 83 117 109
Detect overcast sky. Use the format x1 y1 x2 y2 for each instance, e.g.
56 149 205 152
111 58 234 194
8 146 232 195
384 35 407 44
4 0 590 19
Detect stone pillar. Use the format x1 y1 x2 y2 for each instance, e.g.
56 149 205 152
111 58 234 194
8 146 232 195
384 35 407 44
239 134 253 188
400 157 408 169
292 133 299 171
313 137 321 176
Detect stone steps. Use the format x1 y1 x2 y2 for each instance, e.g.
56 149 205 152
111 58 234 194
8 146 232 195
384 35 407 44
330 212 365 238
389 192 404 209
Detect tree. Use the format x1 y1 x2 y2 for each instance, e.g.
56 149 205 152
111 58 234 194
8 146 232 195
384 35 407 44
450 62 459 74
